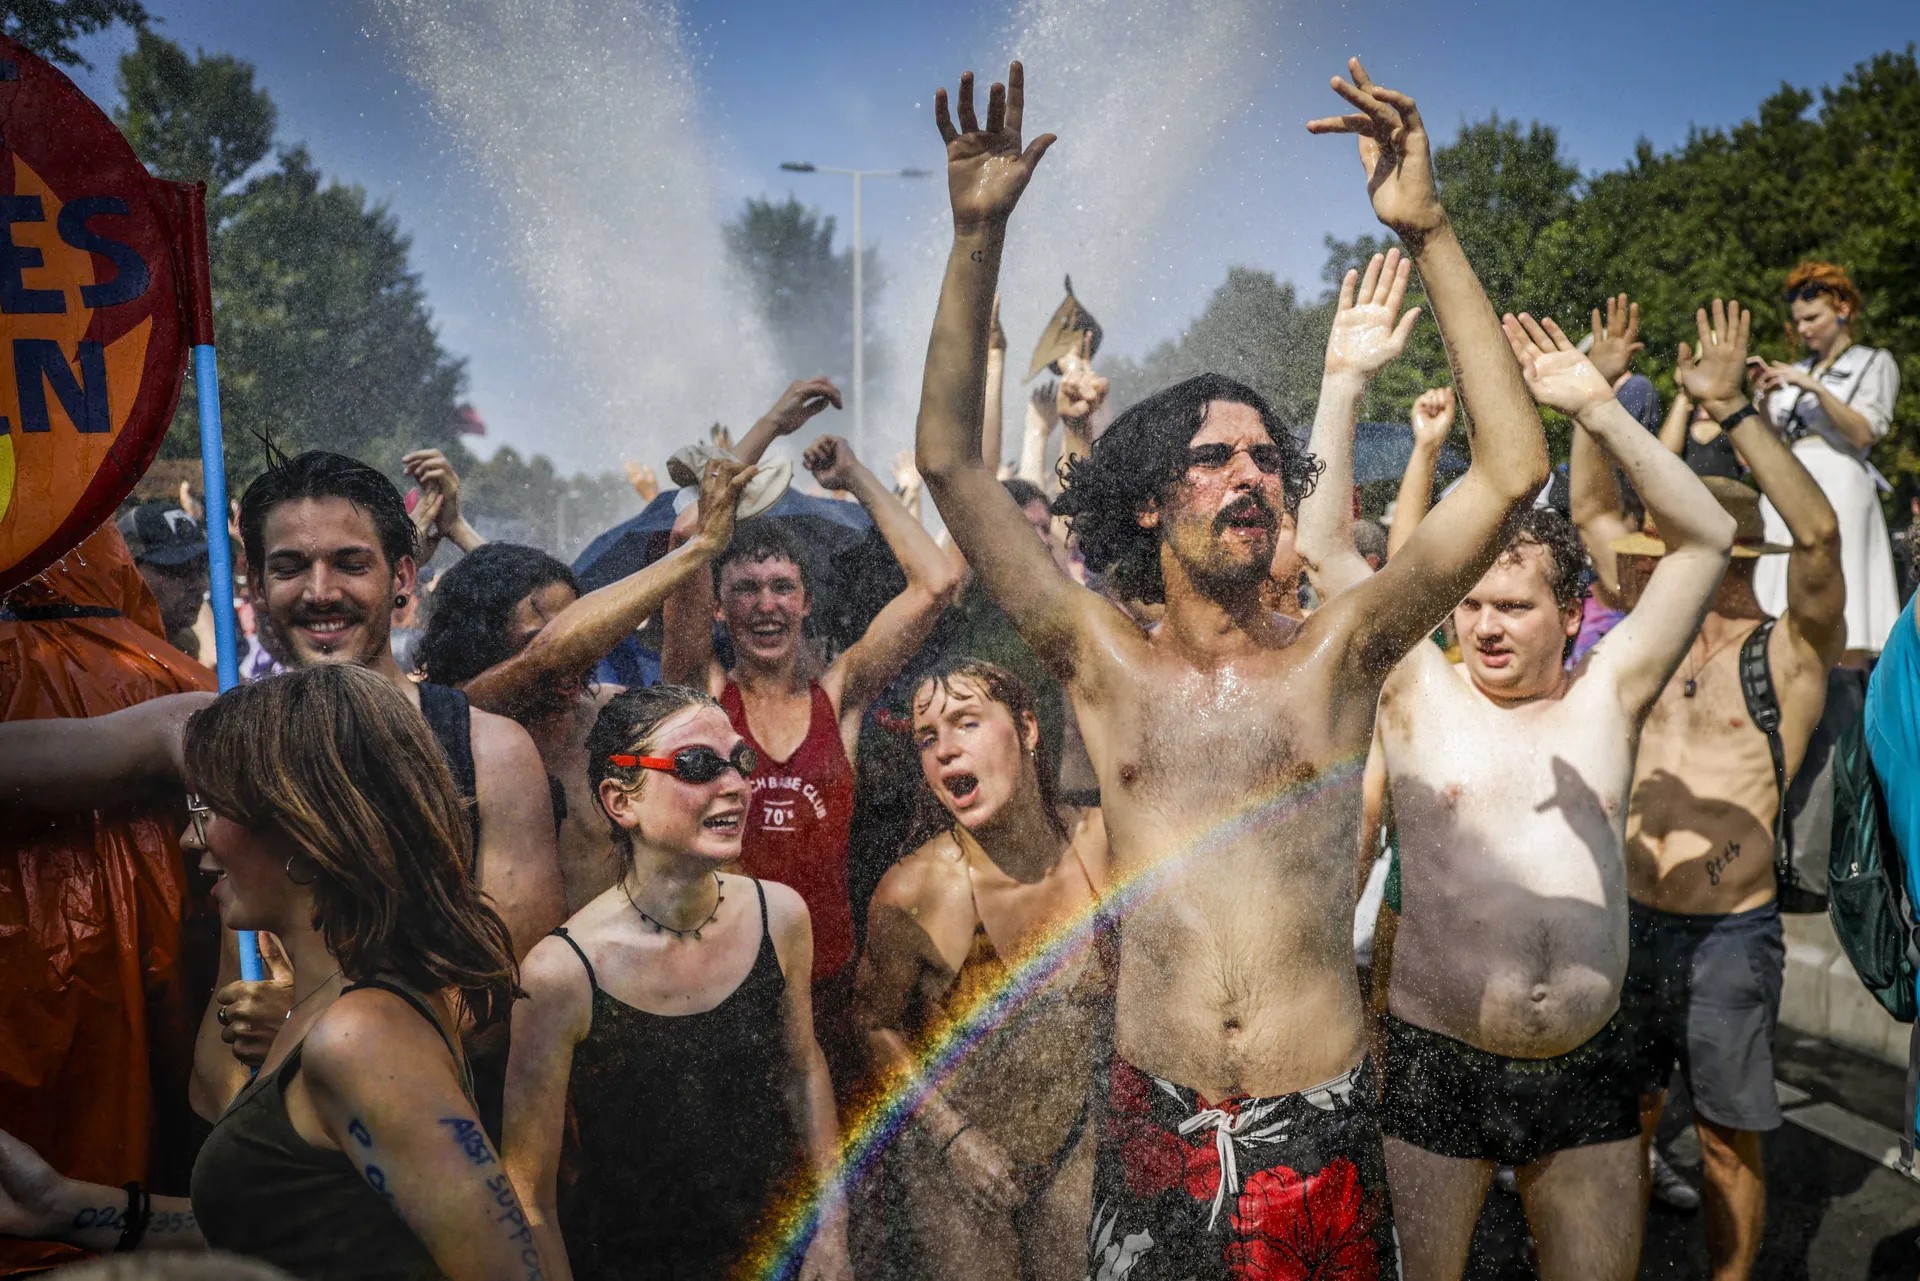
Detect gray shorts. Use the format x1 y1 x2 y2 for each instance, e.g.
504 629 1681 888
1623 900 1785 1131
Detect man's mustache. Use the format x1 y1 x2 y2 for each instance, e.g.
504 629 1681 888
1215 495 1276 533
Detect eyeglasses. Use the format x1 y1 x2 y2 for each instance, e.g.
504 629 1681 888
1186 442 1286 475
608 744 758 784
185 793 211 845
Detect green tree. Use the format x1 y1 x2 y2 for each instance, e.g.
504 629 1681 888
2 0 147 69
115 36 467 486
725 196 884 386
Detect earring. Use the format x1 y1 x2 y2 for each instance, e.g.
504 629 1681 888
284 856 316 886
394 593 409 608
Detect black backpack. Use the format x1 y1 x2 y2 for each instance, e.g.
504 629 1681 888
1737 619 1827 912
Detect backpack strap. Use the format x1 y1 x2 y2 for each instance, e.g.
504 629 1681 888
1736 618 1794 889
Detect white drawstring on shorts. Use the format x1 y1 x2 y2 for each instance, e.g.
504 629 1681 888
1176 1100 1287 1231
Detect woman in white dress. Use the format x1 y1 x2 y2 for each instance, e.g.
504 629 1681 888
1752 260 1902 663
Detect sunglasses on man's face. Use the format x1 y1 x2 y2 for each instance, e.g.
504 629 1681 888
185 793 211 846
608 744 759 784
1185 442 1286 475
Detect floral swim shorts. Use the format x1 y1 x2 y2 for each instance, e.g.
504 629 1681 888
1087 1054 1399 1280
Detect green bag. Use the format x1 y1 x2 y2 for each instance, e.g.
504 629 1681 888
1826 710 1916 1023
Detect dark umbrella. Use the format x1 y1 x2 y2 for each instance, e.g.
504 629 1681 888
572 487 874 593
1350 422 1469 485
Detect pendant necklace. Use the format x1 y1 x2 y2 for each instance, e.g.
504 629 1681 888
286 968 342 1021
624 873 724 940
1682 629 1746 698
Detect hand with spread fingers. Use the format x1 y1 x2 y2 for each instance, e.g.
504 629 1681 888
1501 312 1617 418
626 460 660 502
761 378 843 439
1411 386 1456 449
1587 293 1645 384
935 61 1057 233
1307 58 1446 241
691 457 758 553
1675 299 1754 418
1325 248 1423 379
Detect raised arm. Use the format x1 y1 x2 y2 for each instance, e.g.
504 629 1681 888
1505 311 1733 715
404 450 486 556
1657 389 1693 457
1306 60 1548 672
982 296 1007 470
462 461 754 717
1572 294 1642 605
1386 387 1454 559
1698 312 1846 669
1296 249 1421 597
809 436 961 721
732 378 843 466
1016 379 1060 487
915 63 1111 676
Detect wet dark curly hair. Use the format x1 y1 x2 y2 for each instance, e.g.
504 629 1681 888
1501 507 1589 612
1052 374 1320 604
416 542 578 687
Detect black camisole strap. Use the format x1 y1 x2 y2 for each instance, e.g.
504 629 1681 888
341 978 474 1096
551 926 600 991
751 876 768 935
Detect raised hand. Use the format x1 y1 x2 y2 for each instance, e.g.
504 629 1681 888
1324 249 1422 378
177 480 203 522
934 61 1057 232
1501 313 1615 417
692 457 758 551
1410 386 1456 448
1307 59 1445 242
215 931 295 1070
760 377 843 439
402 448 465 532
1587 293 1644 384
1030 379 1061 429
625 460 660 502
804 435 862 492
1674 299 1753 415
1056 334 1109 422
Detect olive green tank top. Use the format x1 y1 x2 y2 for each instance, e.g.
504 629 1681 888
189 978 474 1281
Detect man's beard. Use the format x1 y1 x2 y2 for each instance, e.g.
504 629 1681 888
267 602 385 666
1185 495 1278 597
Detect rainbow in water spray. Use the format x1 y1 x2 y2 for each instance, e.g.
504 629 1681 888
741 751 1371 1280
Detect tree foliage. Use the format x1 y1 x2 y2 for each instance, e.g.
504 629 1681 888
725 196 884 388
1134 47 1920 506
2 0 147 69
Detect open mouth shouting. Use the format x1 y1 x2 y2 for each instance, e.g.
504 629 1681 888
1216 497 1276 539
941 770 982 809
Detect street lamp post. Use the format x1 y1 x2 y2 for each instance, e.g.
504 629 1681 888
779 161 929 456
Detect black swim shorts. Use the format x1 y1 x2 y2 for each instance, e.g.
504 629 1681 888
1087 1053 1398 1280
1380 1009 1641 1167
1622 900 1785 1131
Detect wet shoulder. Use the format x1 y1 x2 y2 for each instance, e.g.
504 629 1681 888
873 833 972 917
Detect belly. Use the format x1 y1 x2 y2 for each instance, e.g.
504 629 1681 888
1111 867 1364 1099
1391 889 1625 1058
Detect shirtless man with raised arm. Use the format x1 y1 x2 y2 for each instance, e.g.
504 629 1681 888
1331 314 1734 1281
1587 302 1845 1281
914 59 1548 1277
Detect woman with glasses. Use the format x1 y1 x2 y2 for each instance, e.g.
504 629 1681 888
1752 261 1903 661
501 685 849 1281
0 664 545 1281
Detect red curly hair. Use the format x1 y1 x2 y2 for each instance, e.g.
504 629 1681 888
1782 261 1865 349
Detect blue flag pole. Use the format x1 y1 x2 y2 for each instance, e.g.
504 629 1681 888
184 183 261 983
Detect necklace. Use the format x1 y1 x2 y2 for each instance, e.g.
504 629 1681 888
285 968 342 1021
623 873 724 940
1681 627 1750 698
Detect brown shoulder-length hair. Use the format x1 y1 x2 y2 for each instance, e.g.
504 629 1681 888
1782 261 1865 348
185 664 520 1026
901 657 1067 854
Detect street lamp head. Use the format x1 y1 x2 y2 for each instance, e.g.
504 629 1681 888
779 161 817 173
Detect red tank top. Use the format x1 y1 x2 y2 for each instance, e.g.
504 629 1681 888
721 681 857 977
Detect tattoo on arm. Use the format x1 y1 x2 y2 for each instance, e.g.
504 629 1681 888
486 1173 547 1281
72 1205 124 1232
441 1116 498 1166
348 1118 373 1148
364 1164 396 1206
71 1206 197 1236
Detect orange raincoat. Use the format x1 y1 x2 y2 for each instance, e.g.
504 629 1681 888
0 523 216 1273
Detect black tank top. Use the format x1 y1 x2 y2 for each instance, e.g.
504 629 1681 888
189 979 474 1281
553 880 805 1281
417 683 480 859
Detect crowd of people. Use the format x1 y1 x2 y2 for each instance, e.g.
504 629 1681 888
2 55 1916 1281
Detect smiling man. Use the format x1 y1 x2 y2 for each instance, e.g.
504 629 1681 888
915 59 1548 1277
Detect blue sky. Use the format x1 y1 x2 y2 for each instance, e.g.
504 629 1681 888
64 1 1920 473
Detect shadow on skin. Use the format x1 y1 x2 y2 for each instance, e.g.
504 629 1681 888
1626 766 1772 890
